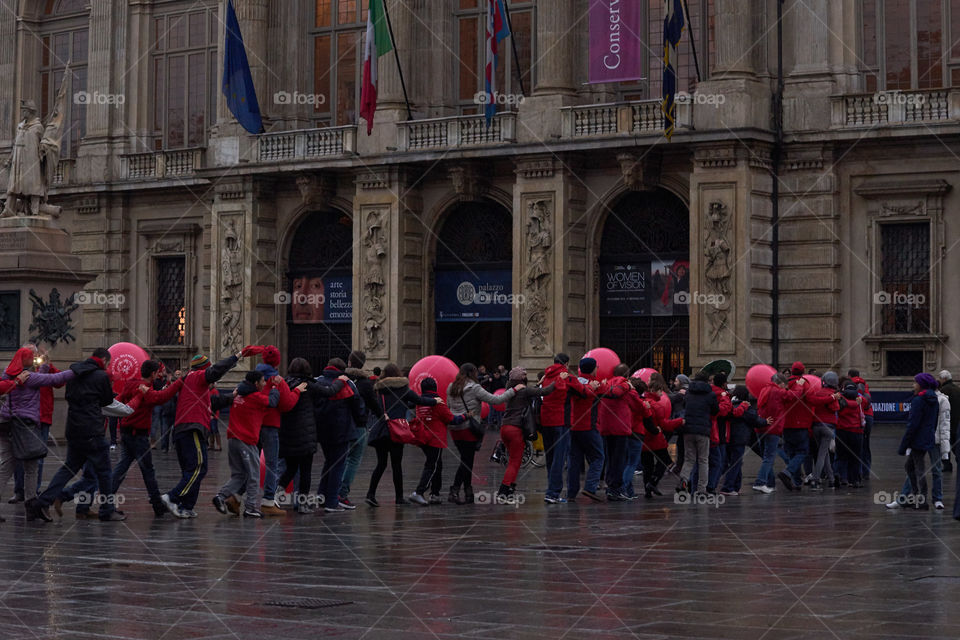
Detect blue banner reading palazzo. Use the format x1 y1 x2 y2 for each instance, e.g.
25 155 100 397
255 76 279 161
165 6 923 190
436 270 512 322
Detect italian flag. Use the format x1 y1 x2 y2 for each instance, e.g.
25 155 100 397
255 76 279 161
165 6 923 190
360 0 393 135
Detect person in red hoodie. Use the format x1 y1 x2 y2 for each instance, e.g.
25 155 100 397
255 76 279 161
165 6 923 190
622 377 653 499
540 353 586 504
639 373 683 498
161 349 243 519
567 357 604 502
409 377 467 505
597 363 634 501
777 362 813 491
753 373 787 493
212 371 305 518
110 360 184 517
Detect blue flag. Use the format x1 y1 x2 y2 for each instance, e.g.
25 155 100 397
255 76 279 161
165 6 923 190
222 0 263 134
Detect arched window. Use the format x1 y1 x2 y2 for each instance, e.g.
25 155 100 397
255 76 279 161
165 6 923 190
150 3 219 150
39 2 88 159
454 0 534 115
860 0 954 91
312 0 369 127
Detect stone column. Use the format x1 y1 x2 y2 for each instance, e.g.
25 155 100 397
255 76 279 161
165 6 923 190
126 1 154 149
268 0 313 129
0 0 19 150
409 0 454 118
782 0 845 131
352 166 425 368
712 0 758 76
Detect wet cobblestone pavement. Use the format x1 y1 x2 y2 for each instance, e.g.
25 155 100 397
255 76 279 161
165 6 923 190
1 425 959 639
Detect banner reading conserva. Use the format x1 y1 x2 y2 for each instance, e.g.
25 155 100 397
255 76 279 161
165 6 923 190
588 0 643 84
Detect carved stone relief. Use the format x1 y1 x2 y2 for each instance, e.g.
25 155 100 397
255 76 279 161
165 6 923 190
362 209 387 353
220 219 244 353
523 198 552 353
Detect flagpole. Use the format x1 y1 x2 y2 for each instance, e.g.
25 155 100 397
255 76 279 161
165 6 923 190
381 0 413 121
501 0 527 96
681 0 702 83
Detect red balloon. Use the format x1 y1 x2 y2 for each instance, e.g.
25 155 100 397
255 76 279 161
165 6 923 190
583 347 620 380
491 388 507 412
409 355 459 402
632 368 657 383
481 402 490 419
107 342 149 394
802 374 822 391
745 364 777 398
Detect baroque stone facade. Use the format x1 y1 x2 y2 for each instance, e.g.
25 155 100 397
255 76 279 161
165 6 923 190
2 0 959 388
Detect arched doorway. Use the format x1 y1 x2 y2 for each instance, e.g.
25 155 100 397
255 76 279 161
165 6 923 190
286 210 353 374
434 201 513 370
598 190 690 380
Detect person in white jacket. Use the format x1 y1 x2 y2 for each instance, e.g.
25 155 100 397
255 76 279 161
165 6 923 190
887 385 950 510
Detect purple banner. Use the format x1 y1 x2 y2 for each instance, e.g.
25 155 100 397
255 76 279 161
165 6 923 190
589 0 644 84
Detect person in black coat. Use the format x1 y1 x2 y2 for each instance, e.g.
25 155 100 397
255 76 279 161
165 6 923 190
365 363 439 507
677 372 718 495
278 357 345 513
29 348 126 522
340 350 379 505
719 386 767 495
314 358 365 512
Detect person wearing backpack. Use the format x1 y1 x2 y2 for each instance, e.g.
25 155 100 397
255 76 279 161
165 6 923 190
496 367 555 503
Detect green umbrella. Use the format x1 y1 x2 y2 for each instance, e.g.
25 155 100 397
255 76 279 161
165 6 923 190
698 359 735 380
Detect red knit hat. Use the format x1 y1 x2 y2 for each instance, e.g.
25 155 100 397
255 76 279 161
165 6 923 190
5 347 35 377
262 345 281 367
791 361 805 375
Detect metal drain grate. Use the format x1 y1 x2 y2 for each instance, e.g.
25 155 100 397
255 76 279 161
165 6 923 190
264 598 354 610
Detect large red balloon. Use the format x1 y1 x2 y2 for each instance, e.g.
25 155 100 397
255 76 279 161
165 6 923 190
745 364 777 398
107 342 149 394
481 402 490 419
584 347 620 380
802 374 822 391
491 388 507 412
632 368 657 383
409 355 459 402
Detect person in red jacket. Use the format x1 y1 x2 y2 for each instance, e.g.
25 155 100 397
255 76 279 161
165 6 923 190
848 369 874 476
540 353 586 504
806 372 840 490
640 373 683 498
835 380 866 488
597 363 634 500
567 357 604 501
409 377 467 505
622 377 653 498
753 374 787 493
777 362 813 491
110 360 184 517
161 349 243 518
212 371 305 518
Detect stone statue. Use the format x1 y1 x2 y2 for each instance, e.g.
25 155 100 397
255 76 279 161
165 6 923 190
523 200 552 353
363 211 386 289
3 69 70 218
704 201 732 297
362 210 388 354
220 220 244 352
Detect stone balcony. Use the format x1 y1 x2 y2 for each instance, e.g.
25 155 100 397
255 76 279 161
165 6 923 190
396 112 517 151
831 89 960 129
256 125 357 162
121 147 205 180
560 99 692 138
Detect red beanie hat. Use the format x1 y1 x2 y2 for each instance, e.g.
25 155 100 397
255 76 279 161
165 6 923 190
262 345 281 368
5 347 35 377
791 361 805 375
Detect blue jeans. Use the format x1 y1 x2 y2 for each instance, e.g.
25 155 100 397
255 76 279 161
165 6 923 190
755 434 781 488
14 422 50 497
111 430 162 506
900 450 943 501
541 426 571 500
621 437 644 497
339 428 367 499
61 462 98 514
39 435 115 518
318 439 349 507
568 429 604 496
259 426 280 502
782 429 809 484
721 444 746 492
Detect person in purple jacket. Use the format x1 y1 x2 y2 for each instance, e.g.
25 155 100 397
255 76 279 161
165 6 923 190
0 346 74 520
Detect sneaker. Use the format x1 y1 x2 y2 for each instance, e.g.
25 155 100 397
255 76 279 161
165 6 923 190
99 511 127 522
160 493 184 518
185 509 198 518
110 444 117 451
544 495 567 504
581 490 605 503
243 509 263 518
428 494 442 505
7 493 24 504
885 500 900 509
753 485 774 494
339 497 355 508
719 490 739 496
324 506 346 513
803 473 815 486
634 470 643 476
935 501 945 510
338 500 357 510
777 471 797 492
225 496 240 516
212 495 228 515
296 503 315 514
409 492 428 506
365 496 379 508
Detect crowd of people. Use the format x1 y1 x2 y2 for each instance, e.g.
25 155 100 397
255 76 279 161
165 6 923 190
1 342 959 522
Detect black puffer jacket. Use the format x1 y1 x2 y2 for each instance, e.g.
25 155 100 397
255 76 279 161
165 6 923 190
681 380 718 438
315 367 365 445
346 367 379 428
280 375 343 457
65 358 115 440
727 399 767 446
